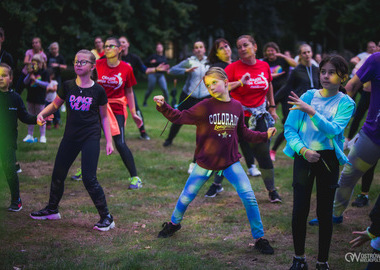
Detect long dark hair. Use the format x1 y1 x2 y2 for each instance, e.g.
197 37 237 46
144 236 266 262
319 54 349 93
208 38 230 64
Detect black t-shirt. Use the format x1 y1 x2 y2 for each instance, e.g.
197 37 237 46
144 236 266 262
26 69 50 104
121 53 146 74
0 48 15 70
47 54 66 79
58 80 108 142
263 57 290 94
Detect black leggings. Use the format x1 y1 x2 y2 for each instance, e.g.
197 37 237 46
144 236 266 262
113 114 137 177
0 146 19 201
239 115 273 169
292 150 339 262
272 100 290 152
48 139 109 218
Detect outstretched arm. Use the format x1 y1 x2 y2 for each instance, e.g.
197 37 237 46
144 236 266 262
37 96 64 126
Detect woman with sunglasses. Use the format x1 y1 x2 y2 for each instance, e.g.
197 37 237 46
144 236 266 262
96 37 143 189
30 49 115 231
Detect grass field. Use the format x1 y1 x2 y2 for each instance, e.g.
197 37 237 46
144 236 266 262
0 80 379 270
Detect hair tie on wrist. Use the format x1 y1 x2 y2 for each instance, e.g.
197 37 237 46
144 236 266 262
367 227 376 239
238 79 243 87
302 149 309 160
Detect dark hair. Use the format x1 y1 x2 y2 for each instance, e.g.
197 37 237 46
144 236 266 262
263 42 280 57
0 63 12 78
106 37 121 47
208 38 231 64
237 35 256 46
319 54 349 93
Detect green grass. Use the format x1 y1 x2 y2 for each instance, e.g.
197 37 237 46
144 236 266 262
0 80 379 270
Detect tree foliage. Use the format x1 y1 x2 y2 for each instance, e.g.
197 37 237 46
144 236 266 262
0 0 379 71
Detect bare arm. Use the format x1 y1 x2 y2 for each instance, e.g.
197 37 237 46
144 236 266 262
345 75 363 98
37 96 64 125
125 87 143 127
276 53 297 67
99 104 114 155
266 82 279 121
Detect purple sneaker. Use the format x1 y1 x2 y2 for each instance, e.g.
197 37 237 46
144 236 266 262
30 206 61 220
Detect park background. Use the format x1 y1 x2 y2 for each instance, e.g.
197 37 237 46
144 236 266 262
1 0 380 269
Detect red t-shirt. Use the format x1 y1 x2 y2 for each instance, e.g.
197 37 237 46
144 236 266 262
225 59 272 108
96 58 137 115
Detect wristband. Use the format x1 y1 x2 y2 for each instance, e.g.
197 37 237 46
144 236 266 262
238 79 243 87
302 149 309 160
367 227 377 239
269 105 276 108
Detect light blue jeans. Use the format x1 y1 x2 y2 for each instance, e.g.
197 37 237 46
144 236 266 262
144 73 169 103
171 161 265 239
333 129 380 217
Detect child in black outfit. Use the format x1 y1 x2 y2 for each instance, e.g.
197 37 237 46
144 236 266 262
0 63 40 211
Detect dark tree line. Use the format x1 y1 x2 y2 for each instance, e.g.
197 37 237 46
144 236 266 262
1 0 379 71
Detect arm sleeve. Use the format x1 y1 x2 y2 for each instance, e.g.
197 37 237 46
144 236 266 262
275 70 296 103
284 103 307 155
310 97 355 139
157 102 202 125
168 59 190 76
135 55 147 74
16 95 37 124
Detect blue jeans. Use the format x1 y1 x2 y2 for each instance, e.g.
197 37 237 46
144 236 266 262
144 73 169 104
171 161 265 239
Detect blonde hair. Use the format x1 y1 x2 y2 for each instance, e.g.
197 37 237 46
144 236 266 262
204 67 228 81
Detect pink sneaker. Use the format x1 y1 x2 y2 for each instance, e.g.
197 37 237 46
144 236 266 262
270 150 276 161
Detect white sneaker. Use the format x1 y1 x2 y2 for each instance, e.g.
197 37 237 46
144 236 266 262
23 134 34 142
61 104 66 112
188 162 196 174
39 136 47 143
247 164 261 176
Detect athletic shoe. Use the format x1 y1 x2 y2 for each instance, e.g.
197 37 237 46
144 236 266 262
71 168 82 181
30 206 61 220
289 257 308 270
23 134 34 142
254 238 274 255
158 222 181 238
351 194 369 207
247 164 261 176
15 163 22 174
309 215 343 226
316 262 329 270
139 133 151 140
187 162 196 174
163 139 172 147
205 183 224 198
93 215 115 231
40 136 47 143
270 150 276 161
128 176 142 189
61 104 66 112
269 190 282 203
8 199 22 212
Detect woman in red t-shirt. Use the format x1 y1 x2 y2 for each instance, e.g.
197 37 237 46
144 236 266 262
225 34 282 203
96 37 143 189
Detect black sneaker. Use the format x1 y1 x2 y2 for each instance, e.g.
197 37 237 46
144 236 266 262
8 199 22 212
269 190 282 203
289 257 308 270
316 262 329 270
158 222 181 238
163 139 172 147
351 194 369 207
30 206 61 220
255 238 274 254
205 183 224 198
93 215 115 231
139 132 151 141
